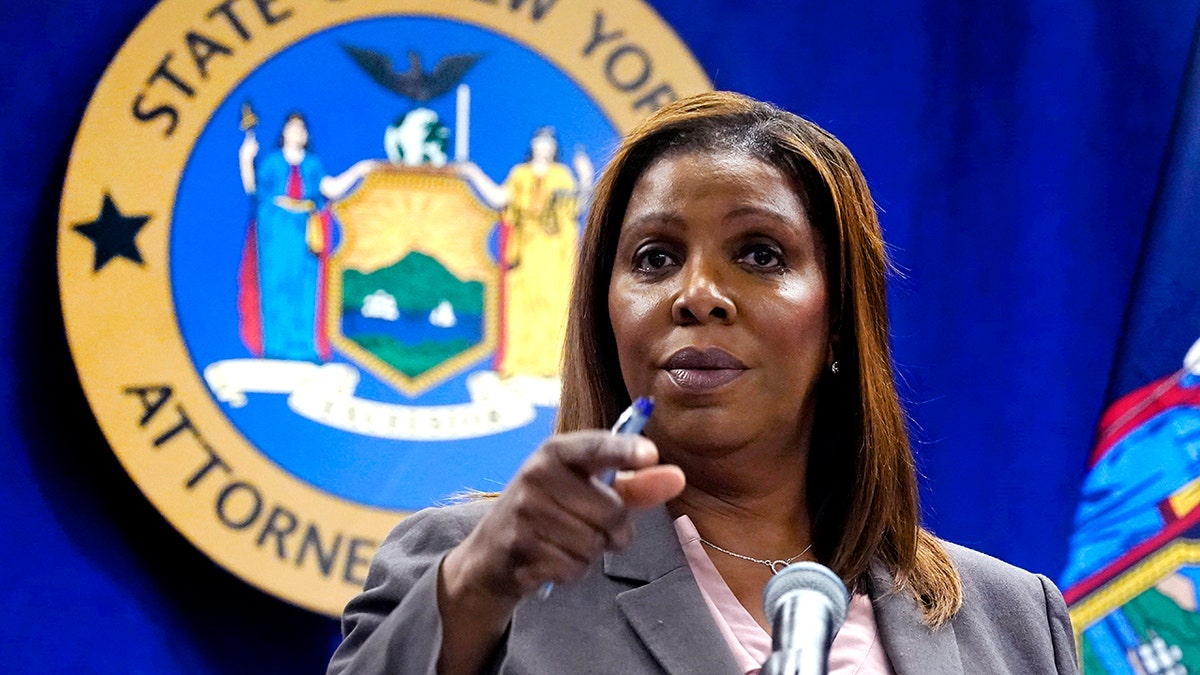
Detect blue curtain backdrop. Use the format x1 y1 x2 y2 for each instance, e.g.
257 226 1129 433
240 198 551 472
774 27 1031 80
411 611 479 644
3 1 1198 671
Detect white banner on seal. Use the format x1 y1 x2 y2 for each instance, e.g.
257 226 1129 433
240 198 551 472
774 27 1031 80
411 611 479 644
202 359 557 440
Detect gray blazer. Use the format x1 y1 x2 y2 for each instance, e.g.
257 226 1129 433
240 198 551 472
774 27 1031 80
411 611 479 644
328 501 1078 674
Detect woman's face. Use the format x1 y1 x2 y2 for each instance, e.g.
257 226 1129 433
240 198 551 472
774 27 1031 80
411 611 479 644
608 148 830 459
281 117 309 149
530 134 557 162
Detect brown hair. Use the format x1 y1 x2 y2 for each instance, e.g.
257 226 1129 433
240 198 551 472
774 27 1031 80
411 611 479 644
556 91 963 624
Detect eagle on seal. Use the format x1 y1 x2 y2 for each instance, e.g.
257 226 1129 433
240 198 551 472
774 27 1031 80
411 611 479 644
342 45 481 167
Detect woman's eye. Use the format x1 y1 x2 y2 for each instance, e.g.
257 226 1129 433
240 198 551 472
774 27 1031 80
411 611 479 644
634 248 676 272
740 244 785 269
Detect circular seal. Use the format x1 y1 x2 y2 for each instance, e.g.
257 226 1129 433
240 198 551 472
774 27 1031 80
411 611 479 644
58 0 710 616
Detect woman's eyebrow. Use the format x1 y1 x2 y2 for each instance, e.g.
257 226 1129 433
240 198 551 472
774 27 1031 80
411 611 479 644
620 205 805 240
722 204 804 225
621 211 688 232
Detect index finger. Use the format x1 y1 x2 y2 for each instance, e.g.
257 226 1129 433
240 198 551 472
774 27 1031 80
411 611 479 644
541 431 659 478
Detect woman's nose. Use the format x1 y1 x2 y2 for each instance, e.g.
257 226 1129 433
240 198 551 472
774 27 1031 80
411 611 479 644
671 259 737 325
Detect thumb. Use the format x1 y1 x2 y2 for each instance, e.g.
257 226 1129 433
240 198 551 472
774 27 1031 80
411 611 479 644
612 465 686 509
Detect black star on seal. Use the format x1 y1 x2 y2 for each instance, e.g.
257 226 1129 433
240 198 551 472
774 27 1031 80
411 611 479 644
74 193 150 271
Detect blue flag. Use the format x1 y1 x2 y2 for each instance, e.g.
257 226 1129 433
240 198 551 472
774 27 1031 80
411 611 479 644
1061 18 1200 674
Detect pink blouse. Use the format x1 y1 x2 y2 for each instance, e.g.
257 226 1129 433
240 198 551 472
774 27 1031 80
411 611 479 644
674 515 895 675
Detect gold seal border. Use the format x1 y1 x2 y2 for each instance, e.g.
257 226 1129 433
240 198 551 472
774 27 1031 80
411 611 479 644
58 0 710 616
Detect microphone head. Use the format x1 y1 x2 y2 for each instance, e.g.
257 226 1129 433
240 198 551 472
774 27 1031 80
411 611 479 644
762 561 851 634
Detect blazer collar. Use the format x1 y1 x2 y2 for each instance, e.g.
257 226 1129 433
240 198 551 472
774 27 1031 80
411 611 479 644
603 511 964 675
604 506 742 675
868 561 963 674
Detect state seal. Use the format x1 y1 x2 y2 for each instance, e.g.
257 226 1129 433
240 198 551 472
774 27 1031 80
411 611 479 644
58 0 710 616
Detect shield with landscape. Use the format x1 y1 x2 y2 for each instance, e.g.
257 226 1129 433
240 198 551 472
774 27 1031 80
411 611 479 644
330 167 500 396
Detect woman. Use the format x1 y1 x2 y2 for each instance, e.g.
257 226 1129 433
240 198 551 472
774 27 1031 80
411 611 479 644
238 112 376 362
457 127 594 379
328 93 1078 674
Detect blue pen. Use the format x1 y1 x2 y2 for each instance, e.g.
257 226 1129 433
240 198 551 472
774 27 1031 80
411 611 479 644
538 396 655 600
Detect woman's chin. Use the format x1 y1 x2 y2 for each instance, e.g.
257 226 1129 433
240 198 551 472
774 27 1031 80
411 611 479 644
649 416 754 458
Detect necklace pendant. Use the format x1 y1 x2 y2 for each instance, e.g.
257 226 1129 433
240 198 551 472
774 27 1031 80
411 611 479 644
770 560 789 574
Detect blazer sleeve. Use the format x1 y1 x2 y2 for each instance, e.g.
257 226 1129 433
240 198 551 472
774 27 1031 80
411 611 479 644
1037 573 1080 674
326 501 490 675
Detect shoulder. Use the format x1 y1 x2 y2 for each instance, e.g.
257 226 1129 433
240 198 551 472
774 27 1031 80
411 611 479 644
937 540 1079 673
358 500 493 590
547 163 576 186
259 151 286 172
298 152 326 178
939 540 1065 625
376 499 493 558
942 541 1041 588
506 163 532 183
349 500 493 613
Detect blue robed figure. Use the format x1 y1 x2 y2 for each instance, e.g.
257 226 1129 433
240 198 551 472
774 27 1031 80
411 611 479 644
236 112 378 362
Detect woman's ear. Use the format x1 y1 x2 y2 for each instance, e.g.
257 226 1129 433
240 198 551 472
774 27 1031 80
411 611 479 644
826 312 841 370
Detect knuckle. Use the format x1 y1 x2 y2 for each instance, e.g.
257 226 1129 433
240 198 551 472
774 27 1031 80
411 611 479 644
604 501 628 526
508 545 535 570
558 559 591 584
601 513 629 544
512 566 542 593
585 528 607 555
510 497 536 521
608 526 633 550
554 431 618 466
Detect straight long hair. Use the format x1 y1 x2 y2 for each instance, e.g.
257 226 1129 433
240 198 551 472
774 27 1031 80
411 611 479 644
556 91 962 624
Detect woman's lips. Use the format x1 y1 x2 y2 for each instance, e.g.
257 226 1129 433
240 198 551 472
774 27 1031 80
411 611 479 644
666 367 745 391
663 347 747 392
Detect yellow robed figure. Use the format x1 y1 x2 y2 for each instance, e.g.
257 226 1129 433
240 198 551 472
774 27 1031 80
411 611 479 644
458 127 594 379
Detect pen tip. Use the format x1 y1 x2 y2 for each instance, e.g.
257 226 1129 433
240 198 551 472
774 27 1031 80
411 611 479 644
633 396 655 417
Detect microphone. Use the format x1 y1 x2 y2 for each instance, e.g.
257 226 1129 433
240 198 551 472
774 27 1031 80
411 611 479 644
760 561 851 675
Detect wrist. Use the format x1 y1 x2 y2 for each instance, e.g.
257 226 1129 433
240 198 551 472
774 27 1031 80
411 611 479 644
436 545 518 675
440 542 523 615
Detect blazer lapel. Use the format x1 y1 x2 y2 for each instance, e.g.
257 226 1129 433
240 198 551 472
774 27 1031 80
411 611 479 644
868 562 963 675
605 507 742 675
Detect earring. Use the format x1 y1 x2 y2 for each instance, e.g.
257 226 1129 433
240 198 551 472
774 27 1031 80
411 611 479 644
830 360 839 374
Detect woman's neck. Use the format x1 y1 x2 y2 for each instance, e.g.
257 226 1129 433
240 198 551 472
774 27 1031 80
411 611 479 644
666 450 810 560
669 460 812 633
282 145 305 165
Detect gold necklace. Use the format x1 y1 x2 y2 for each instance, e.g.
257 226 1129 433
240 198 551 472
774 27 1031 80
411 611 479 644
698 537 813 574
